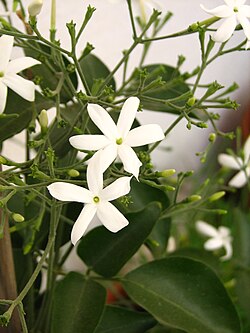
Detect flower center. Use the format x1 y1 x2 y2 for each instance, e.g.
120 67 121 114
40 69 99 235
116 137 123 145
93 196 100 203
233 7 238 12
0 71 4 78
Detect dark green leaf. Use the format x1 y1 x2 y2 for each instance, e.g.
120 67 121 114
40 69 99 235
0 91 53 143
233 208 250 325
122 257 241 333
52 272 106 333
95 306 157 333
77 202 162 277
127 64 191 114
79 54 116 93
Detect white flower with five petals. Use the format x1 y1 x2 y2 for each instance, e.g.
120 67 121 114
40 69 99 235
201 0 250 44
47 153 131 246
218 135 250 188
69 97 164 179
0 35 40 113
196 220 233 261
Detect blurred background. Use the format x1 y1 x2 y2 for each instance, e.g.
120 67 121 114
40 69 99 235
2 0 250 171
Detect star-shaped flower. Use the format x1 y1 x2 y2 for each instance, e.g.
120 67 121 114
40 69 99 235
218 135 250 188
201 0 250 44
69 97 164 179
0 35 40 113
47 153 131 245
196 220 233 261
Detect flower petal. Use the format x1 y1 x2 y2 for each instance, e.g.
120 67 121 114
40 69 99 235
69 134 110 151
3 74 36 101
237 11 250 39
47 182 92 203
243 135 250 162
0 81 7 113
218 226 231 237
87 103 118 139
0 35 13 73
7 57 40 74
200 4 233 18
97 201 129 232
196 220 218 237
117 97 140 138
220 239 233 261
229 168 250 188
241 5 250 18
87 150 104 194
101 176 131 201
98 143 118 172
71 204 97 245
125 124 164 147
212 16 237 42
118 144 142 179
218 153 242 169
204 238 223 251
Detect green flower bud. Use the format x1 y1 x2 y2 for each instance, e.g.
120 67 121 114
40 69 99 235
67 169 80 178
155 169 176 178
12 213 25 223
208 191 225 202
0 156 7 165
185 195 202 203
209 133 216 142
186 96 196 107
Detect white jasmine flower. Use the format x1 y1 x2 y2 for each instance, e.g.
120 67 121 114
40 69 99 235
0 35 40 113
218 135 250 188
196 220 233 261
47 154 131 246
69 97 164 179
201 0 250 43
28 0 43 17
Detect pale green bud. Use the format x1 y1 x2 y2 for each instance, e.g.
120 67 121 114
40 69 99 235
185 195 202 203
209 133 216 142
67 169 80 178
155 169 176 178
187 96 196 107
0 156 7 165
208 191 225 202
28 0 43 16
12 213 25 223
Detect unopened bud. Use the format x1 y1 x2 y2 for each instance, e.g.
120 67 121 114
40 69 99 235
0 156 7 165
12 213 25 223
208 191 225 202
186 96 196 107
185 195 202 203
209 133 216 142
28 0 43 16
38 109 48 134
155 169 176 178
67 169 80 178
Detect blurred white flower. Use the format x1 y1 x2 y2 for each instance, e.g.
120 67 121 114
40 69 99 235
0 35 40 113
69 97 164 179
196 220 233 261
28 0 43 17
47 153 131 246
201 0 250 43
218 135 250 188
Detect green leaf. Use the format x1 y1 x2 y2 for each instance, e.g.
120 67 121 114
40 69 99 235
0 91 53 144
122 257 241 333
51 272 106 333
24 41 78 103
77 202 162 277
95 306 157 333
233 208 250 325
126 64 190 114
79 54 116 93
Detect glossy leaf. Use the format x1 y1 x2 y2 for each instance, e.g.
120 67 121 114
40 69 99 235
0 91 53 143
95 306 157 333
79 54 116 93
233 208 250 324
127 64 191 114
122 257 241 333
77 202 162 277
51 272 106 333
